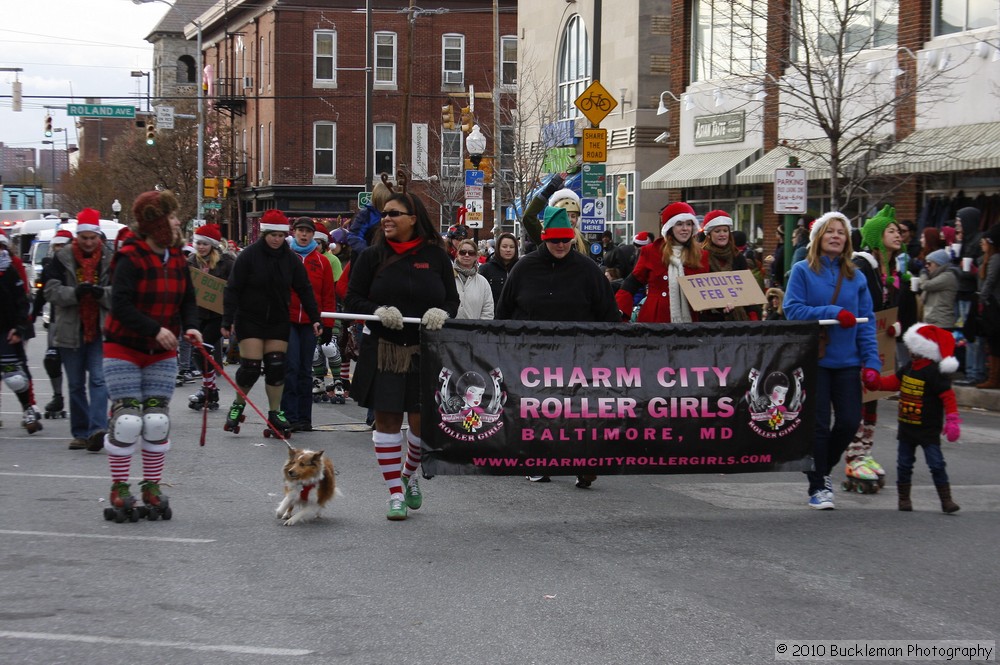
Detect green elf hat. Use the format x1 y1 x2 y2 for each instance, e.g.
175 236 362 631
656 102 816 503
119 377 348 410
860 204 897 252
541 206 575 241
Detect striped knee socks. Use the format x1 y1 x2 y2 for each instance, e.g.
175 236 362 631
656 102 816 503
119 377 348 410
373 431 404 496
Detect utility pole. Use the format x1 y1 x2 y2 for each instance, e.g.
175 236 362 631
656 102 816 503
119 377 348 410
492 0 500 237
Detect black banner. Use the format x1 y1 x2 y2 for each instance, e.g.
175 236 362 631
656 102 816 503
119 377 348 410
420 320 818 476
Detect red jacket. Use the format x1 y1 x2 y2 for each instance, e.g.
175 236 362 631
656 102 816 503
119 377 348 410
289 248 336 326
615 238 709 323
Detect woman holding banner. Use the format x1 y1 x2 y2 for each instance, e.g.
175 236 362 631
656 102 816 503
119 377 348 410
783 212 881 510
697 210 759 322
186 224 234 411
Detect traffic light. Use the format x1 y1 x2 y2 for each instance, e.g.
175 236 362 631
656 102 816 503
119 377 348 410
44 114 53 137
460 106 473 133
145 120 156 145
441 104 455 130
203 177 218 198
222 178 233 197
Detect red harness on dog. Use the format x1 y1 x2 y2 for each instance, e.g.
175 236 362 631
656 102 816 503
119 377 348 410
299 484 315 501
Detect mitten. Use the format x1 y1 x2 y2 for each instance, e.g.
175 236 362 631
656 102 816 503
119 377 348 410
374 305 404 330
421 307 449 331
320 326 333 345
75 283 94 299
862 368 882 392
835 308 857 328
943 413 961 443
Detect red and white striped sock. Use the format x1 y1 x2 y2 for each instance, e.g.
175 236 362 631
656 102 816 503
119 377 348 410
340 363 351 383
202 369 216 390
373 431 403 496
108 454 131 483
141 449 166 484
402 431 422 480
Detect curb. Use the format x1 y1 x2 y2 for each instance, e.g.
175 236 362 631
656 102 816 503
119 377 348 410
953 385 1000 412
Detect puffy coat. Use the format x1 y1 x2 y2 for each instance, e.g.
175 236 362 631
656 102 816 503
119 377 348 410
454 270 495 320
919 263 959 329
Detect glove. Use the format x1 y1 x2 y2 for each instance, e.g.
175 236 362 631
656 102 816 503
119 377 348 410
374 305 404 330
835 309 857 328
421 307 449 331
943 413 961 443
862 368 882 392
75 283 93 299
319 326 333 345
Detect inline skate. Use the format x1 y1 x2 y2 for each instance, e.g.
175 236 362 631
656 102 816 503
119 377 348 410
137 480 172 521
223 401 246 433
22 406 43 434
43 393 66 419
188 387 220 411
103 481 139 523
263 410 292 439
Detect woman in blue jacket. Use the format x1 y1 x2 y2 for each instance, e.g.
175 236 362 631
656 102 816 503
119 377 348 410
784 212 881 510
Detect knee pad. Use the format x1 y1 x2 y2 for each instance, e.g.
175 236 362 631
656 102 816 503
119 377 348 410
141 397 171 445
263 351 286 387
235 358 262 387
43 349 62 378
107 398 143 454
1 362 30 395
321 341 341 365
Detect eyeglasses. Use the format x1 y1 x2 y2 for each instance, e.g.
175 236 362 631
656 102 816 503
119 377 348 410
545 238 573 244
458 250 477 256
381 210 412 218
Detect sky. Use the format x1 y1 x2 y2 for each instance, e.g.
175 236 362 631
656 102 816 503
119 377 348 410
0 0 172 154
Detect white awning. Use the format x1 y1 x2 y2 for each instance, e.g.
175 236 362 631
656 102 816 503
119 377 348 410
868 122 1000 175
641 147 761 190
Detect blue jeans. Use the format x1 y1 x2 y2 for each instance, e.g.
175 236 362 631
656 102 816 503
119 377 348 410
965 338 987 383
897 439 949 485
806 366 862 495
280 323 316 425
60 339 108 439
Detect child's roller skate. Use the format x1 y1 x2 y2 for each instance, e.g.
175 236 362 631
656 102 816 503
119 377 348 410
103 481 139 523
223 401 246 433
263 410 292 439
843 457 880 494
188 387 220 411
326 379 346 405
22 407 43 434
43 394 66 419
137 480 172 521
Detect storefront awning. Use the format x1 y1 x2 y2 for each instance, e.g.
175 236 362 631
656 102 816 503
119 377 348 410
868 122 1000 175
641 147 761 190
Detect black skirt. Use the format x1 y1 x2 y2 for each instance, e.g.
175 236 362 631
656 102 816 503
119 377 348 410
352 333 421 413
234 316 289 342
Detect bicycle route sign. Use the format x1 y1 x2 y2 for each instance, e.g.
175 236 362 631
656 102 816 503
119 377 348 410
574 80 617 126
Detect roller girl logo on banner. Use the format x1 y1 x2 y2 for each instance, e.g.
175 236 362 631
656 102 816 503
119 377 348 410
435 366 507 440
745 366 806 437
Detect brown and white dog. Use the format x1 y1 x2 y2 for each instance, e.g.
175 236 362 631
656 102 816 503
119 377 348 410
276 447 339 525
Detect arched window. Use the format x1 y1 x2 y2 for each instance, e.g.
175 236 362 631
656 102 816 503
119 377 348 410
177 55 196 84
557 15 590 120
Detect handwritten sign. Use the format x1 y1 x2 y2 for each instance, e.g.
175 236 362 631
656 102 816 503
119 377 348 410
864 307 898 403
679 270 767 312
189 267 226 315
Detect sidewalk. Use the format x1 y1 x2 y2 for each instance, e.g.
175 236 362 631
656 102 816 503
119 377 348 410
954 384 1000 412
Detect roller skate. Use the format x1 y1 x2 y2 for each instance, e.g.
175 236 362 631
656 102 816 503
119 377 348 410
22 407 43 434
326 379 346 405
861 454 886 488
137 480 172 521
103 481 139 523
43 394 66 419
175 369 197 386
223 401 246 433
312 377 328 403
263 410 292 439
842 457 880 494
188 387 220 411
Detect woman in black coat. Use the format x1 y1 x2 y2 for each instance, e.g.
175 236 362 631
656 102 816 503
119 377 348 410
478 232 519 305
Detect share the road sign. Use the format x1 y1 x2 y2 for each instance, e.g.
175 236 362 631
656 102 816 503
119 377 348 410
67 104 136 119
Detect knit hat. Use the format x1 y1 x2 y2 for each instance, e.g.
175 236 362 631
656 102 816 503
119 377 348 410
193 223 223 249
903 323 959 373
292 217 315 232
132 190 180 248
259 209 289 233
312 220 328 243
660 202 697 238
940 225 956 245
633 231 652 246
540 206 575 241
924 248 951 266
984 224 1000 246
701 210 733 234
548 188 581 215
76 208 102 235
331 227 348 246
809 211 850 246
859 204 897 252
51 229 74 246
732 230 748 251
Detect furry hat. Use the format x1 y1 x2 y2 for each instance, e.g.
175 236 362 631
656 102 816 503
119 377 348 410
809 211 850 246
701 210 733 234
51 229 74 246
633 231 652 246
925 248 951 267
259 209 289 234
903 323 958 373
548 188 581 215
660 202 697 238
859 204 897 252
540 206 575 241
76 208 102 235
193 223 223 249
132 190 179 248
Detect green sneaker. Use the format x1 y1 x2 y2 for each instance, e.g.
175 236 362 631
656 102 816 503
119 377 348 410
402 475 422 510
387 493 407 521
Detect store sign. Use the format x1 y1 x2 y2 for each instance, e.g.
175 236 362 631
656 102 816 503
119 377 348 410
693 111 745 146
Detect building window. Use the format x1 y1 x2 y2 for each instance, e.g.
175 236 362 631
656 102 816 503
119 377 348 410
258 124 265 182
442 34 464 85
557 15 590 120
374 124 395 177
441 130 463 179
315 30 336 85
315 122 336 176
375 32 397 85
501 35 517 86
934 0 996 35
176 56 196 84
692 0 766 81
260 37 266 89
791 0 898 59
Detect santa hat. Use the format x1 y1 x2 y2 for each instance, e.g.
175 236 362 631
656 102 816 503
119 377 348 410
548 188 581 215
659 202 697 238
701 210 733 234
259 209 289 233
633 231 652 246
76 208 102 235
903 323 959 373
132 190 180 248
540 206 575 241
313 220 329 243
51 229 74 246
0 233 8 246
193 223 223 249
182 244 195 255
114 226 133 251
809 211 850 246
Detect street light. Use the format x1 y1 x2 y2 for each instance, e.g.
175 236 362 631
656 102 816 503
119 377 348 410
112 199 122 222
466 125 486 169
131 70 151 112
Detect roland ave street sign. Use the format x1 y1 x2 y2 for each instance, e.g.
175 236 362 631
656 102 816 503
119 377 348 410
67 104 136 119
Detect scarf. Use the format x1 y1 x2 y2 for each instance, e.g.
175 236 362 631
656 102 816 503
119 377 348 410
72 241 102 343
386 237 424 254
454 262 478 283
291 239 317 256
705 242 749 321
667 245 693 324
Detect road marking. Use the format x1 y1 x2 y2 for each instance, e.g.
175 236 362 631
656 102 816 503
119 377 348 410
0 472 109 480
0 529 215 544
0 630 312 656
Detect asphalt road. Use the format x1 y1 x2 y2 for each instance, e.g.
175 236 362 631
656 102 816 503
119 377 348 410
1 329 998 665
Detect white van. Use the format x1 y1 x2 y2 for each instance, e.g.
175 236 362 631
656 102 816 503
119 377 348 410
28 219 126 291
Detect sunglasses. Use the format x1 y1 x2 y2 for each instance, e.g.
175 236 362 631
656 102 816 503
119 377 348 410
545 238 573 244
458 250 477 256
381 210 411 218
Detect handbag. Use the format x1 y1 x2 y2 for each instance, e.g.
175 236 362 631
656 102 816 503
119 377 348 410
817 271 845 359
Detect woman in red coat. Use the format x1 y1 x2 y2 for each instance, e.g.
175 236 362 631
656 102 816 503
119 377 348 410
615 202 708 322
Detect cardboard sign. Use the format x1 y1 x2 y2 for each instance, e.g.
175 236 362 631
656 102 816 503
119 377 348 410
190 267 226 315
679 270 767 312
864 307 899 403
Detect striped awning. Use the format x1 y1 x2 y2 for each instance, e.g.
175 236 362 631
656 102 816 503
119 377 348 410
868 122 1000 175
641 147 761 190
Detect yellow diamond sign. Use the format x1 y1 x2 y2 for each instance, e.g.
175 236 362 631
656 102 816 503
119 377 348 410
574 80 617 126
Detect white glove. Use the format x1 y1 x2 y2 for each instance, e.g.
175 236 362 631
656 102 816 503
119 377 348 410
421 307 449 331
374 306 404 330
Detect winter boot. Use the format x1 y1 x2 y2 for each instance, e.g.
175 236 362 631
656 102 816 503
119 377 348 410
897 483 913 511
935 484 960 514
975 356 1000 390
